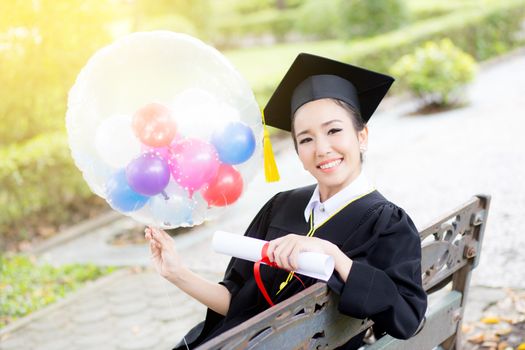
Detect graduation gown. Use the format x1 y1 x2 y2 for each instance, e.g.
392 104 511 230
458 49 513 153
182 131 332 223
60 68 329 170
174 185 427 349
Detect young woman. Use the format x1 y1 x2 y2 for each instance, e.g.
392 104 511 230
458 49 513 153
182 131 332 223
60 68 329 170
145 53 427 349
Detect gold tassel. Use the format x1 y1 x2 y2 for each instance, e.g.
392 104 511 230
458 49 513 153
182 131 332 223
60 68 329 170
262 111 280 182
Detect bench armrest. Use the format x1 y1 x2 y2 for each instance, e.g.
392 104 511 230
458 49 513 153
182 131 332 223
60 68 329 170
196 282 371 349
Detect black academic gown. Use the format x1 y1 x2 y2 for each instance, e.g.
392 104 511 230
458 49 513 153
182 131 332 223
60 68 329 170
174 185 427 350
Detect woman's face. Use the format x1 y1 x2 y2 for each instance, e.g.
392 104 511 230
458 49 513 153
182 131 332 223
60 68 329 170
293 98 368 201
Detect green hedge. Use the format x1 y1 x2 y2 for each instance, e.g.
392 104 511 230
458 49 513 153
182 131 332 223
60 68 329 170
405 0 478 21
0 132 92 238
211 8 297 47
226 0 525 104
340 0 525 86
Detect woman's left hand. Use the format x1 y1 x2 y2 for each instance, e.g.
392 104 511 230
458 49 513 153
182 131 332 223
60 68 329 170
266 234 336 272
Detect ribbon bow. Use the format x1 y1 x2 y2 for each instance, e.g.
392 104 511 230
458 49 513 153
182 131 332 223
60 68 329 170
253 242 305 306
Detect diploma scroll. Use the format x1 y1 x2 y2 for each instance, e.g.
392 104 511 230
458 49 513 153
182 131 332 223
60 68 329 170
212 231 335 281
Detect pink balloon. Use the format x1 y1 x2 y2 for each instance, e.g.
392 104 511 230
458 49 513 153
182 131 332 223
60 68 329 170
168 138 220 195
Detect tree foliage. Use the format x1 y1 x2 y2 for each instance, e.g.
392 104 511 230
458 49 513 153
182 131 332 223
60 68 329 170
0 0 114 145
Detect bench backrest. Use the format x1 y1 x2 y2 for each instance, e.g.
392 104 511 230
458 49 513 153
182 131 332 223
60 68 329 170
197 195 490 350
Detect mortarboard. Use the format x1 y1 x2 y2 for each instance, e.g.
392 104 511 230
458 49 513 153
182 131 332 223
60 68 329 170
261 53 395 182
263 53 395 132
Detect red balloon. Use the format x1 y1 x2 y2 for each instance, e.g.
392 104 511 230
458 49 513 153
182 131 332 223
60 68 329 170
132 103 177 147
202 164 243 207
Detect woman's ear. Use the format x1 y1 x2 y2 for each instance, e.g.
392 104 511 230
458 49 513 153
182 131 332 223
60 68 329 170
357 125 369 149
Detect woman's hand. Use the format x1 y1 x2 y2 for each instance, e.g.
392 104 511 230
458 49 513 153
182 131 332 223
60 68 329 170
266 234 332 271
145 227 231 315
266 234 353 281
145 227 185 282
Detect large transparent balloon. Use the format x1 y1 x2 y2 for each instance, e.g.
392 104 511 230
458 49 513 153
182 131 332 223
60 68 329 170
66 31 262 228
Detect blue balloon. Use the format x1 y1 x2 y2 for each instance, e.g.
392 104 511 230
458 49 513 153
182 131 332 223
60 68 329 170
106 169 149 212
211 121 255 165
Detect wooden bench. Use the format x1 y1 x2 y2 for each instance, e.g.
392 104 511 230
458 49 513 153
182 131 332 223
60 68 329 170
197 194 490 350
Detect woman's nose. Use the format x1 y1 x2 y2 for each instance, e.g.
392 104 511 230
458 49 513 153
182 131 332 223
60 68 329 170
315 137 332 156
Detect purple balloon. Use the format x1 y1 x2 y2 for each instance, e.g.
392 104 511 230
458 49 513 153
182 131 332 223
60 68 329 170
126 153 170 196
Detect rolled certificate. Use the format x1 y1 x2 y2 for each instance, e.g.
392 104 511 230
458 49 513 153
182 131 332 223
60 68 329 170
212 231 335 281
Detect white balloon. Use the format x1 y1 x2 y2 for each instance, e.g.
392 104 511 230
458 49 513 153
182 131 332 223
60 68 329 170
94 115 141 168
171 88 241 139
150 181 195 227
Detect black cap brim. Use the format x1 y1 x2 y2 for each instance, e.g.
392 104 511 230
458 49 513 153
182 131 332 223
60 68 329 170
263 53 395 132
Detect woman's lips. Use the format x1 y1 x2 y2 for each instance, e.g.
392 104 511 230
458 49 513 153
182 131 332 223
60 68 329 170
317 158 343 172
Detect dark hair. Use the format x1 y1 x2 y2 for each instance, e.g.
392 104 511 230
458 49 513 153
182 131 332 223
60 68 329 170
291 98 366 163
331 99 366 131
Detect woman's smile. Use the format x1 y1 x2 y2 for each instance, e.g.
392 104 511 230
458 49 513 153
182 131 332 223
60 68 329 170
317 158 343 172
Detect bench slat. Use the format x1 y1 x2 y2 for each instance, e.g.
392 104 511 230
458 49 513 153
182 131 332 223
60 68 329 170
366 291 462 350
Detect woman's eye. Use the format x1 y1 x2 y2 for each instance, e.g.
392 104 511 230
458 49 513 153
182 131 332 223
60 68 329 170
299 137 312 144
328 128 342 135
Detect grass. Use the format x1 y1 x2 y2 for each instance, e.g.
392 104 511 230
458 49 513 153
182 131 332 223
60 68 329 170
0 254 117 328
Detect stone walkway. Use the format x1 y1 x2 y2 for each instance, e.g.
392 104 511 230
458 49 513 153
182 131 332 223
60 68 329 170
2 49 525 349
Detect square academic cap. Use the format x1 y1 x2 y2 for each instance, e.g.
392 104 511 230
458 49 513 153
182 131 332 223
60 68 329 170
263 53 395 132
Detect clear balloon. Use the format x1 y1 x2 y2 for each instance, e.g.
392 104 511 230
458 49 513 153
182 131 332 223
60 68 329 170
168 138 220 196
126 152 171 196
70 148 114 197
106 169 149 213
202 164 244 207
66 31 263 228
132 103 177 147
211 121 256 165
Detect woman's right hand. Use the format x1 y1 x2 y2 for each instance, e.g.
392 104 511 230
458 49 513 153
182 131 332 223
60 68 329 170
145 227 185 282
145 226 231 315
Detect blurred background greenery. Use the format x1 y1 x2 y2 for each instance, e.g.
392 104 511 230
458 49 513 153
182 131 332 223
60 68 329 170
2 0 525 250
0 0 524 325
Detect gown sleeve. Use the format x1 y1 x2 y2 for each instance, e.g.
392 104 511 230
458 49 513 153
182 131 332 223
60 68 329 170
328 203 427 339
219 193 280 298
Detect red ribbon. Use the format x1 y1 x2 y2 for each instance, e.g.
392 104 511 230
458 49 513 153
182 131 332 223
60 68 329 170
253 242 306 307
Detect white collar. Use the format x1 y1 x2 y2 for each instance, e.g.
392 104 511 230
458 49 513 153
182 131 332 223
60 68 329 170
303 171 374 223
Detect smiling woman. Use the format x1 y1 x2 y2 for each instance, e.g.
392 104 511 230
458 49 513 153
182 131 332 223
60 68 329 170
293 98 367 201
146 53 427 350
